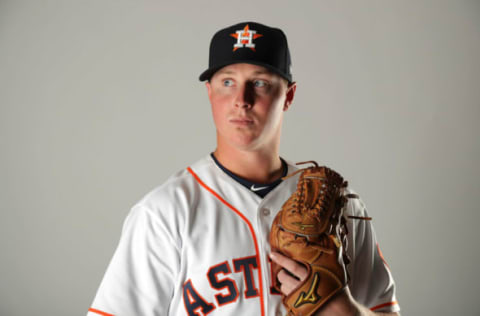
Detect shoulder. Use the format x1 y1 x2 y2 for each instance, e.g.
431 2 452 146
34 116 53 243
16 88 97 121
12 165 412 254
127 155 217 224
140 155 215 203
343 187 369 218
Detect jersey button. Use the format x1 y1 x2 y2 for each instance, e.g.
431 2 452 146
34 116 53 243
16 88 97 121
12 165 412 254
262 208 271 216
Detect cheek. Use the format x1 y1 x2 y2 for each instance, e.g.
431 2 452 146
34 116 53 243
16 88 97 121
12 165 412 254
210 99 228 127
210 89 231 107
258 100 285 131
259 97 284 118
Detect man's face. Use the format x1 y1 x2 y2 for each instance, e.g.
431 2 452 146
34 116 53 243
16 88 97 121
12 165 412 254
206 63 295 152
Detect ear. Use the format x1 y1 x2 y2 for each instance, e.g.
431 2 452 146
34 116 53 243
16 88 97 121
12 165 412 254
205 81 212 100
283 82 297 111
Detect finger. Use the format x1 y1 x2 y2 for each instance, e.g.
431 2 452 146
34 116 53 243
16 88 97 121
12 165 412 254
277 269 300 296
270 252 308 281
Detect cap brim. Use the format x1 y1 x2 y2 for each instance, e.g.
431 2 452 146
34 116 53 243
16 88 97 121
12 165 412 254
199 60 292 83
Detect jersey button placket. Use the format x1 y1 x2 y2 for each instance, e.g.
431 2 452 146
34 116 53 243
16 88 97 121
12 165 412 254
262 208 271 216
256 206 272 313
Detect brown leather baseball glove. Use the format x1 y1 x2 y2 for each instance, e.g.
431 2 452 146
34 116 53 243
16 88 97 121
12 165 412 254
270 161 370 316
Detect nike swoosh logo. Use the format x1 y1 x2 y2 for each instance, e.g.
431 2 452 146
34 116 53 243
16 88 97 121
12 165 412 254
250 184 269 192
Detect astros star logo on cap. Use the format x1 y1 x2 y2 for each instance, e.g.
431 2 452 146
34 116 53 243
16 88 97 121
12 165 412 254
199 22 292 83
230 24 263 52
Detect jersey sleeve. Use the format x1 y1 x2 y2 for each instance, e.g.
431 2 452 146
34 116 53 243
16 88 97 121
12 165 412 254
345 195 401 313
87 204 181 316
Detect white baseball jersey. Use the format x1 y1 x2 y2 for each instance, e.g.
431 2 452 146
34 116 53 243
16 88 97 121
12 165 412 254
87 155 400 316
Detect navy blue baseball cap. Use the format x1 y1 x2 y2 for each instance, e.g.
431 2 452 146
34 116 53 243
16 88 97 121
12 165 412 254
199 22 293 83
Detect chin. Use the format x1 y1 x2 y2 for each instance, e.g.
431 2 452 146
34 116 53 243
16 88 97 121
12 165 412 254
224 135 255 149
217 130 267 151
234 138 270 152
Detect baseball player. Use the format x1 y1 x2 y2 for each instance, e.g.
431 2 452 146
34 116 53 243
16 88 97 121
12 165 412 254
87 22 400 316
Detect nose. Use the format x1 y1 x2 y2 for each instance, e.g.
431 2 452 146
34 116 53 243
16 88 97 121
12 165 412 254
235 82 255 109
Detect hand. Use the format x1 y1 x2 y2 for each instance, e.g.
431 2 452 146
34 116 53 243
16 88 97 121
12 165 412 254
269 251 308 296
269 251 361 316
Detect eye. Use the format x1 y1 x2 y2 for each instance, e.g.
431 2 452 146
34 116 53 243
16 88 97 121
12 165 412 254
254 80 268 88
223 79 234 87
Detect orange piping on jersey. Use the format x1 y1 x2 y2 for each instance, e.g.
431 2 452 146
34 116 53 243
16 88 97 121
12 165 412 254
187 167 265 316
88 308 114 316
377 243 391 270
370 301 398 311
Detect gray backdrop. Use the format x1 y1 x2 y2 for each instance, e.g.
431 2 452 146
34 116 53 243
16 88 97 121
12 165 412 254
1 1 479 315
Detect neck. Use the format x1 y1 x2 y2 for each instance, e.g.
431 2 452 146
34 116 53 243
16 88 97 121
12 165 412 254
213 145 283 184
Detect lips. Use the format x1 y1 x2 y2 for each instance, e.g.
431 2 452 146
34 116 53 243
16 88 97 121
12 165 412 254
230 117 254 125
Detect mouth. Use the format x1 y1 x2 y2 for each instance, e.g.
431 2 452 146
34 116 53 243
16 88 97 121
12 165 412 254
230 118 254 126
